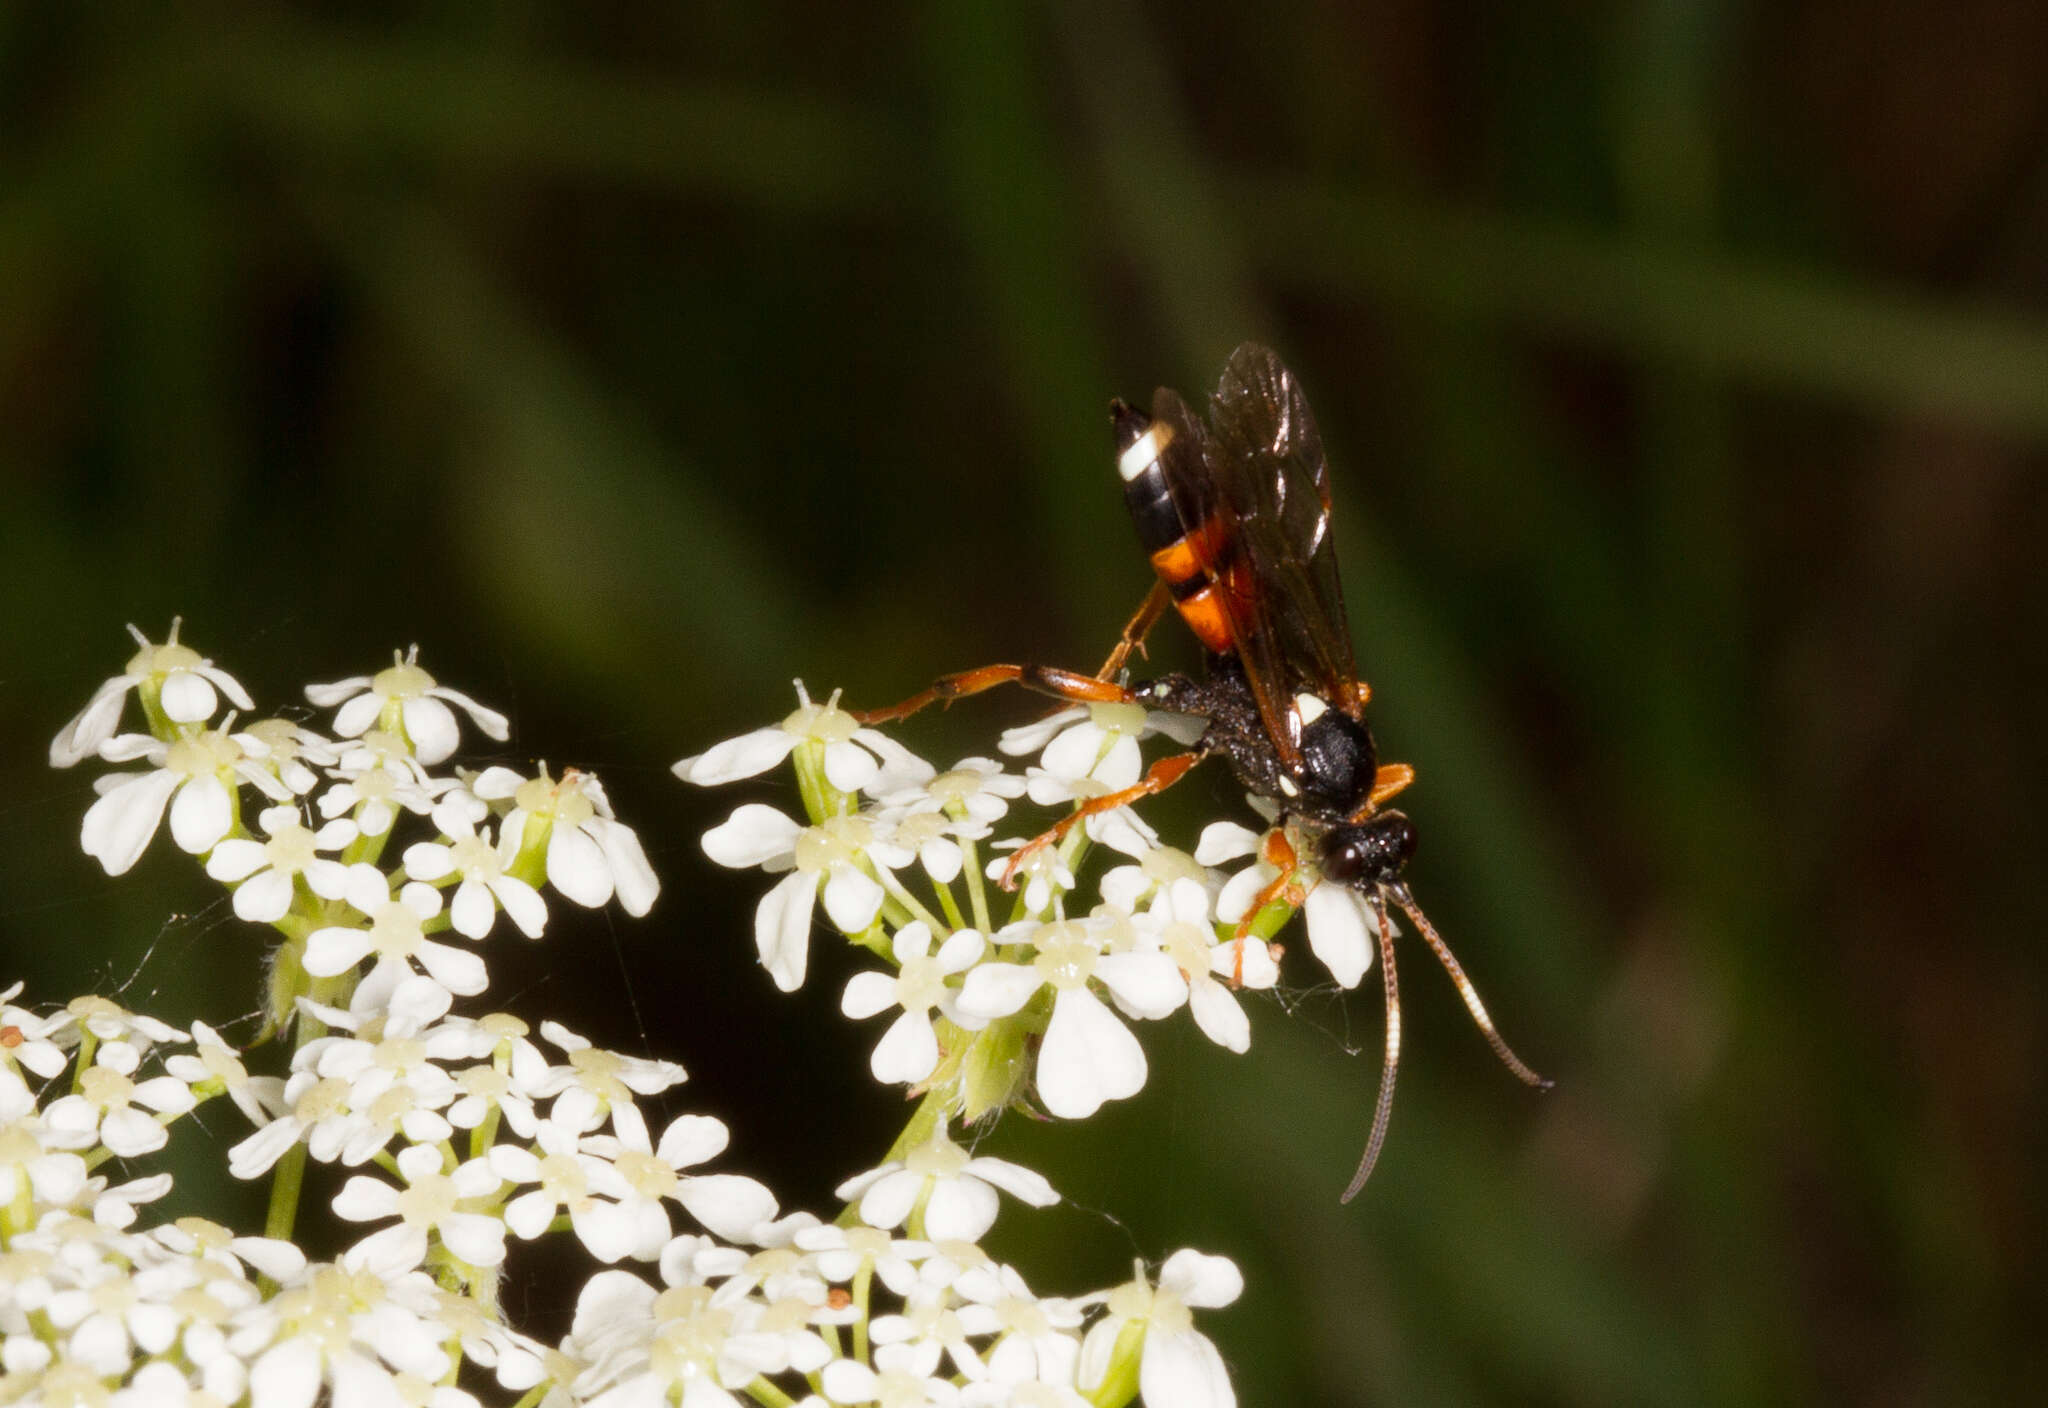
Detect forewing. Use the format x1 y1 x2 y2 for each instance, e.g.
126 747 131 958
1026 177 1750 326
1207 344 1358 739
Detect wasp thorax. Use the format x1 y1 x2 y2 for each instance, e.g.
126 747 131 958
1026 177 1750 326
1318 811 1417 889
1295 704 1377 815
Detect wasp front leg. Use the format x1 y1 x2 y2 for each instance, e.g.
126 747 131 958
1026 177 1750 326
852 663 1135 726
1230 828 1310 984
1355 762 1414 815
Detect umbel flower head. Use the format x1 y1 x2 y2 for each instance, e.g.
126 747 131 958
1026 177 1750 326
26 626 1251 1408
681 682 1352 1127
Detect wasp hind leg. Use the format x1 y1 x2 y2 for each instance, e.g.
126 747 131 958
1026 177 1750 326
852 664 1135 727
1093 580 1173 681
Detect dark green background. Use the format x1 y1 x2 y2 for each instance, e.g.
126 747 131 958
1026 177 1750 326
5 6 2043 1404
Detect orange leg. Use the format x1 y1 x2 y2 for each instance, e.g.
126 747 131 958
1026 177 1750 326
1230 830 1309 983
1349 679 1373 713
1093 580 1172 681
1350 762 1414 819
997 750 1205 891
852 663 1133 726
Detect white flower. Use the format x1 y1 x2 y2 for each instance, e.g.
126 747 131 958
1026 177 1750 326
332 1143 507 1274
1140 879 1276 1054
80 727 286 875
488 1114 637 1261
984 842 1074 918
402 805 547 940
1079 1251 1242 1408
303 869 488 998
675 681 931 795
521 1021 688 1159
307 648 510 766
840 922 987 1086
50 620 254 767
1001 701 1197 804
232 717 341 795
0 1071 90 1208
793 1224 932 1298
579 1112 780 1252
564 1261 777 1408
0 983 77 1079
701 805 907 992
1099 840 1217 915
822 1341 959 1407
204 804 356 923
162 1020 287 1127
952 1263 1089 1396
233 1264 455 1405
475 766 658 918
878 757 1028 832
316 729 450 837
62 994 186 1052
41 1038 197 1158
836 1132 1057 1243
954 920 1183 1120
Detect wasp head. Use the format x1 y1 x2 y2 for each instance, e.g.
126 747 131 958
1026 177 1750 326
1318 810 1417 891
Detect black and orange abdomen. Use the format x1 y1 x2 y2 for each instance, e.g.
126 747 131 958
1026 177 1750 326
1113 401 1245 656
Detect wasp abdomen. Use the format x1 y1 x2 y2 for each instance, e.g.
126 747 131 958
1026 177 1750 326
1114 400 1240 656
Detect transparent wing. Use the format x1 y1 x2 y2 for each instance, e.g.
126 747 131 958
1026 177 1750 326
1207 344 1358 742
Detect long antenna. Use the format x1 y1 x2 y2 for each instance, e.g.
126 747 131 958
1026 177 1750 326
1341 895 1404 1203
1387 882 1551 1090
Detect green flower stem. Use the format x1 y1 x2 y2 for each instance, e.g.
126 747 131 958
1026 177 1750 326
745 1379 800 1408
506 1384 553 1408
875 866 944 935
928 875 969 932
957 835 993 933
847 919 895 963
851 1260 873 1363
1086 1318 1149 1408
792 744 850 824
261 1144 309 1266
70 1031 98 1095
260 993 339 1261
1219 893 1300 946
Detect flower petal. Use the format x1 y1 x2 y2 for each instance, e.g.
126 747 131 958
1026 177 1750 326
168 774 232 853
1141 1329 1235 1408
869 1011 939 1085
80 770 181 876
673 728 800 785
819 865 884 934
701 803 802 869
158 670 220 724
1303 883 1374 989
755 871 816 991
1036 989 1146 1119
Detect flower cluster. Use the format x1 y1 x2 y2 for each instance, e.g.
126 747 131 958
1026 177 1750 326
679 685 1385 1124
11 627 1250 1407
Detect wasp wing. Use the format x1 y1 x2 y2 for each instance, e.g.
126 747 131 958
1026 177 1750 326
1206 343 1359 758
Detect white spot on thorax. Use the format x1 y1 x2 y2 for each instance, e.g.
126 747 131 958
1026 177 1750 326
1293 692 1329 725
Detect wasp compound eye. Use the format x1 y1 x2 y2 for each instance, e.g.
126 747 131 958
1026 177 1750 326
1319 811 1417 888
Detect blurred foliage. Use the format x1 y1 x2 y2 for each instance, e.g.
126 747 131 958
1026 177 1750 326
4 4 2045 1404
